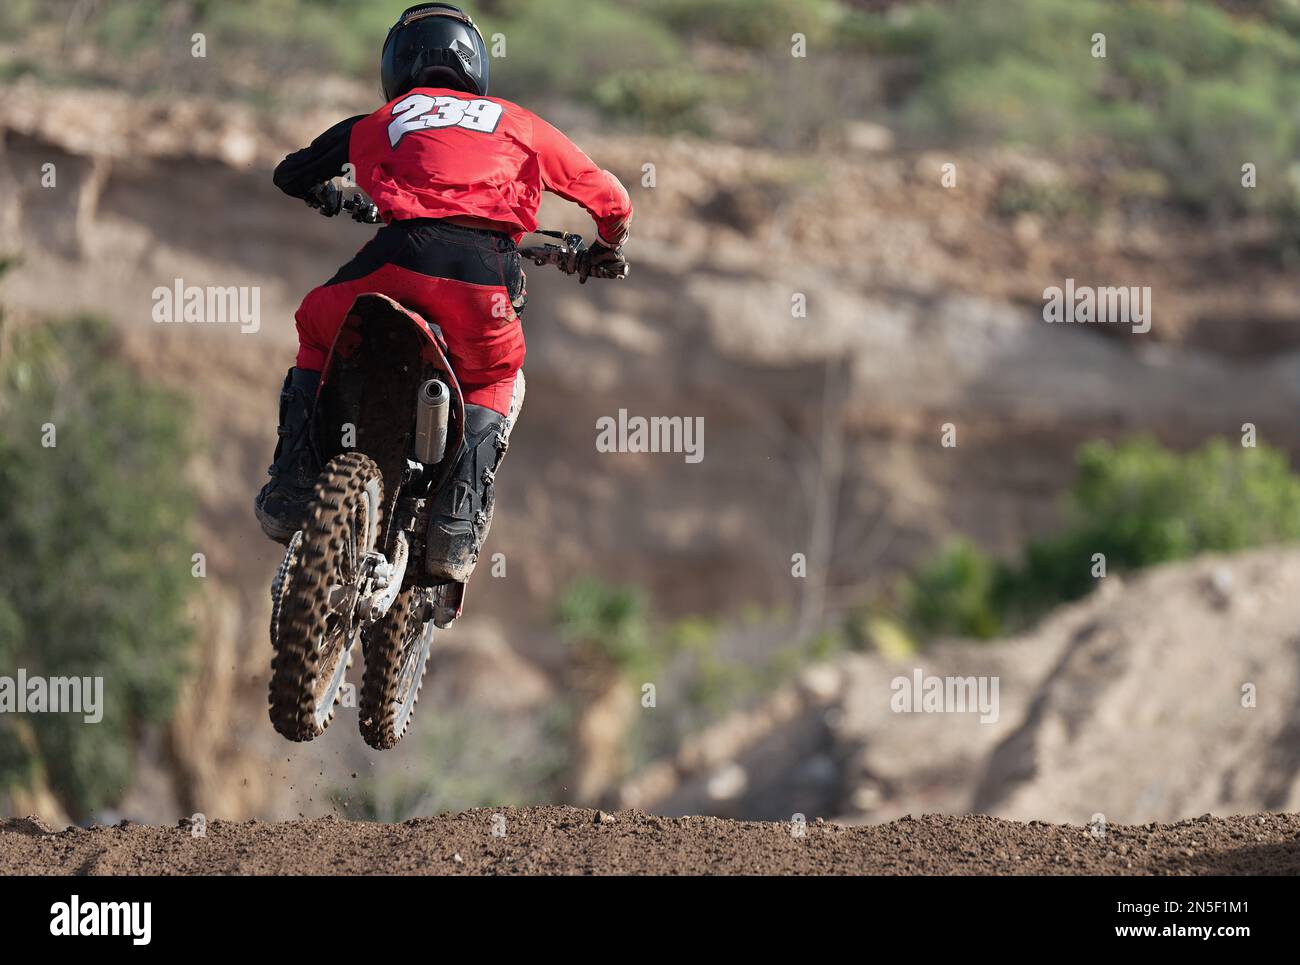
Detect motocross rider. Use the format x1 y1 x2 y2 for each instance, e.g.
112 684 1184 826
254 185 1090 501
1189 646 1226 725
254 2 633 583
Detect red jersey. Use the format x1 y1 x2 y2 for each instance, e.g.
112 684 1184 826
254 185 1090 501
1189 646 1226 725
345 88 632 245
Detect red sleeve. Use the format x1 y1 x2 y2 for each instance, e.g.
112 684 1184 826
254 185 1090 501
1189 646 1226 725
529 113 633 247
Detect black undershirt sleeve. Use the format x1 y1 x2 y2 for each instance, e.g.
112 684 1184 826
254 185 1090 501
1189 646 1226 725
272 114 366 200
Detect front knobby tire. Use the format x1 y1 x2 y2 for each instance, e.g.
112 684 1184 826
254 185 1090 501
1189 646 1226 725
359 587 435 750
269 452 383 742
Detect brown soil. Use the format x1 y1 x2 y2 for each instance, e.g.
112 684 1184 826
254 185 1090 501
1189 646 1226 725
2 808 1297 875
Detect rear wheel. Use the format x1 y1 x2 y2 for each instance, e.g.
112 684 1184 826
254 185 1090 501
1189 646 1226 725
359 587 435 750
269 452 383 742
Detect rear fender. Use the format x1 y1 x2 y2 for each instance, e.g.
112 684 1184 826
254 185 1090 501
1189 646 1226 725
312 293 466 501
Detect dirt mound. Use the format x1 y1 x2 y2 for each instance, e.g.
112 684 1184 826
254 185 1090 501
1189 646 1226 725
2 808 1297 875
623 549 1300 826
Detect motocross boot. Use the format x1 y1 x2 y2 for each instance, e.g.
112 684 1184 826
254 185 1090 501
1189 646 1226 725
254 367 321 544
425 402 510 582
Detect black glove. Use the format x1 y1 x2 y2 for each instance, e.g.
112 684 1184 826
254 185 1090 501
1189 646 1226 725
576 241 628 284
305 181 343 217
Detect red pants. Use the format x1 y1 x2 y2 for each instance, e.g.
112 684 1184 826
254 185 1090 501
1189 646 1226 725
294 221 525 415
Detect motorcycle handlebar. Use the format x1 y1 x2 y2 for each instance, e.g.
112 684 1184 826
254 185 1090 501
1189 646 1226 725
518 230 629 282
306 182 382 223
308 185 627 280
341 194 382 224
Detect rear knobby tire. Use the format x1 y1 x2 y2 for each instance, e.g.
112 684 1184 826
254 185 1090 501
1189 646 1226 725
359 587 435 750
269 452 382 742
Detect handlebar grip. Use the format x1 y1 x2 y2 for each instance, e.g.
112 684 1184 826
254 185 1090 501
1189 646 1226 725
308 182 343 217
518 234 627 280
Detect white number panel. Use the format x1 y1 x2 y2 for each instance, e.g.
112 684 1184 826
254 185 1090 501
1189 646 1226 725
388 94 504 147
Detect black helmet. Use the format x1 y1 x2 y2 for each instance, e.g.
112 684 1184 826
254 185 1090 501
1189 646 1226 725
381 4 489 101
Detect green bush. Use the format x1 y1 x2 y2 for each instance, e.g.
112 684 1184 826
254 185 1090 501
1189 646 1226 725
866 0 1300 219
554 577 653 674
11 0 1300 168
592 67 711 133
483 1 685 111
645 0 842 50
900 437 1300 640
0 0 858 135
901 540 1004 640
1063 436 1300 556
0 315 196 819
995 177 1095 220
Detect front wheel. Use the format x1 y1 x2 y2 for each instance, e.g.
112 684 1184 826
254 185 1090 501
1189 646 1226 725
269 452 383 741
359 587 435 750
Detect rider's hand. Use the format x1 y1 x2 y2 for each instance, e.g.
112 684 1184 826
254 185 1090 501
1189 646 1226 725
306 182 343 217
577 241 628 284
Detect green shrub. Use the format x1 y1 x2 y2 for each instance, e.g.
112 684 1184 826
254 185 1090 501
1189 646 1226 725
900 540 1005 640
0 315 196 818
866 0 1300 219
900 437 1300 640
554 577 653 674
593 67 711 133
0 0 849 133
480 1 684 111
645 0 842 50
1065 436 1300 557
995 178 1095 221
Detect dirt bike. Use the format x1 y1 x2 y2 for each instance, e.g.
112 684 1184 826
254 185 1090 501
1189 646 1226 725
268 189 627 750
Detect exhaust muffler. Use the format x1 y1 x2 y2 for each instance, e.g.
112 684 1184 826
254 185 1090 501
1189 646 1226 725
413 379 449 464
